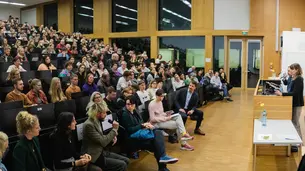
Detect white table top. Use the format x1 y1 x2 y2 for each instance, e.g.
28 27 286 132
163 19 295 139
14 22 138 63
253 119 302 144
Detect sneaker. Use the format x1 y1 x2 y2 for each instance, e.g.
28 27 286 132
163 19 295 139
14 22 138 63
159 155 179 164
181 133 194 141
194 129 206 136
226 98 233 102
162 130 169 137
180 143 195 151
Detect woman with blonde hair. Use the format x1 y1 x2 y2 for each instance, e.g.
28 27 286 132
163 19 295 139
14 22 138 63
0 132 9 171
26 79 48 104
13 111 47 171
86 91 108 112
49 77 67 103
4 68 20 86
147 79 158 100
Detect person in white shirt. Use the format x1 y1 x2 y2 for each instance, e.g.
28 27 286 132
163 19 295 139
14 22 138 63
172 73 185 91
136 80 150 113
76 56 90 69
7 57 26 72
210 72 233 101
116 70 132 91
155 54 162 64
117 61 128 75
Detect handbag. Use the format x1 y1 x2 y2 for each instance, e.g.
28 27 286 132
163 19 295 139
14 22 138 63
130 129 155 140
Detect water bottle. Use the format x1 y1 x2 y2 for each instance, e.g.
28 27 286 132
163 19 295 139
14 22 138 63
261 110 267 126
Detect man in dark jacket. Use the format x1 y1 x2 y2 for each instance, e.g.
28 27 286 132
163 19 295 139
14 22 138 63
175 81 205 135
0 47 13 62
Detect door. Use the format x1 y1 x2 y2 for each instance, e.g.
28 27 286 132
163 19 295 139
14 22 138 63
226 37 263 89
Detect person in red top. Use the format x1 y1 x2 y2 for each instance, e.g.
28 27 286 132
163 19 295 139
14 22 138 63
56 39 66 52
26 78 48 105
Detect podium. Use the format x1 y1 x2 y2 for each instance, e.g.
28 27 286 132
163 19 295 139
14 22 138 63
253 79 293 156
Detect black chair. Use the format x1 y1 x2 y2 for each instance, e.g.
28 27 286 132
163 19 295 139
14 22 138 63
27 103 56 130
0 86 14 102
0 108 25 137
30 61 40 70
29 52 41 62
54 99 77 120
0 100 23 111
22 62 30 71
21 71 36 93
0 72 8 86
71 92 85 99
75 96 90 120
0 62 11 72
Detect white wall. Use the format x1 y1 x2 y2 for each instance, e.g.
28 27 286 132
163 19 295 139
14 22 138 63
214 0 250 30
21 8 37 25
0 5 20 21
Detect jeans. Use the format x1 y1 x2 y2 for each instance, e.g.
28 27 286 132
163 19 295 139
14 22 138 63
222 84 229 97
180 109 204 130
94 152 129 171
128 129 167 170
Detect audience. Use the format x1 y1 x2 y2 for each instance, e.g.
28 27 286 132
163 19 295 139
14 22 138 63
49 77 67 103
13 111 46 171
147 79 158 100
0 47 13 62
26 79 48 105
76 64 87 88
211 71 233 102
59 61 74 78
135 80 150 113
116 71 132 91
50 112 92 171
120 96 178 171
5 78 33 107
0 132 8 171
104 86 120 113
82 102 129 171
65 74 81 100
4 69 20 87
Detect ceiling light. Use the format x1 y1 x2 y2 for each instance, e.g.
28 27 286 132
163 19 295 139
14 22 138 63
116 14 137 21
115 4 137 13
0 1 26 6
162 8 191 22
181 0 191 8
116 21 129 25
78 13 93 18
80 6 93 10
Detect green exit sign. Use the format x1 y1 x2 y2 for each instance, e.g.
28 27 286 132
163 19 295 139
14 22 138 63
242 31 248 35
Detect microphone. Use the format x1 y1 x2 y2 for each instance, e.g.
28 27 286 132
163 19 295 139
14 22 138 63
108 119 125 130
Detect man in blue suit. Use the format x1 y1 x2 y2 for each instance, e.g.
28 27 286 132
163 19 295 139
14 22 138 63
175 81 205 135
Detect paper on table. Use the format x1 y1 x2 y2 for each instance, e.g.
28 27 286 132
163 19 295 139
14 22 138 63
276 134 298 140
258 134 272 141
76 123 84 141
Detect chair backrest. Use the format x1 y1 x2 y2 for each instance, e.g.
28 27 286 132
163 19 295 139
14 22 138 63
0 100 23 111
75 96 90 120
0 86 14 102
27 103 55 129
71 92 85 99
54 99 77 119
0 108 25 137
0 62 11 72
0 72 7 85
22 62 30 71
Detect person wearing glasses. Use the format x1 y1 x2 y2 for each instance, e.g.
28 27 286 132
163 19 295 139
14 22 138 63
121 96 178 171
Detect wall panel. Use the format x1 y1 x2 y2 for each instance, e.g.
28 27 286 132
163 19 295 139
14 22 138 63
192 0 214 31
58 0 73 33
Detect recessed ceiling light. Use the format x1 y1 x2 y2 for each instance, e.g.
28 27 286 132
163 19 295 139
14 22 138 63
0 1 26 6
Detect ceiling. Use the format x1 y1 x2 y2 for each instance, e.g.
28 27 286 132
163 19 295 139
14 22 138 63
0 0 53 8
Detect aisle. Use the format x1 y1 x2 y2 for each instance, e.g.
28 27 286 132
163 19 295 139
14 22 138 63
127 90 300 171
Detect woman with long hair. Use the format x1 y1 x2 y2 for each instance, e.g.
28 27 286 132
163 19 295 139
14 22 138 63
51 112 93 171
49 77 67 103
275 63 304 143
13 111 46 171
37 55 57 71
4 68 20 86
86 91 108 112
26 79 48 105
147 79 158 100
0 132 9 171
77 64 87 88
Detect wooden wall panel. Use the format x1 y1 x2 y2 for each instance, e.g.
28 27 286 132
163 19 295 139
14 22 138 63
58 0 73 33
93 0 111 37
250 0 264 31
192 0 214 31
205 35 213 72
36 5 43 26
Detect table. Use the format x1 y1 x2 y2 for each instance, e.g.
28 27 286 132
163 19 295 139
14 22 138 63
253 119 303 170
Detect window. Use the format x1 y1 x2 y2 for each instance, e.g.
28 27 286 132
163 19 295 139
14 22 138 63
74 0 93 34
44 3 58 30
158 0 192 31
159 36 205 70
112 0 138 32
112 38 150 56
213 36 225 71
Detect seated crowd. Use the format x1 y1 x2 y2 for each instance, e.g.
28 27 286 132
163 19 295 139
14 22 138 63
0 16 233 171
